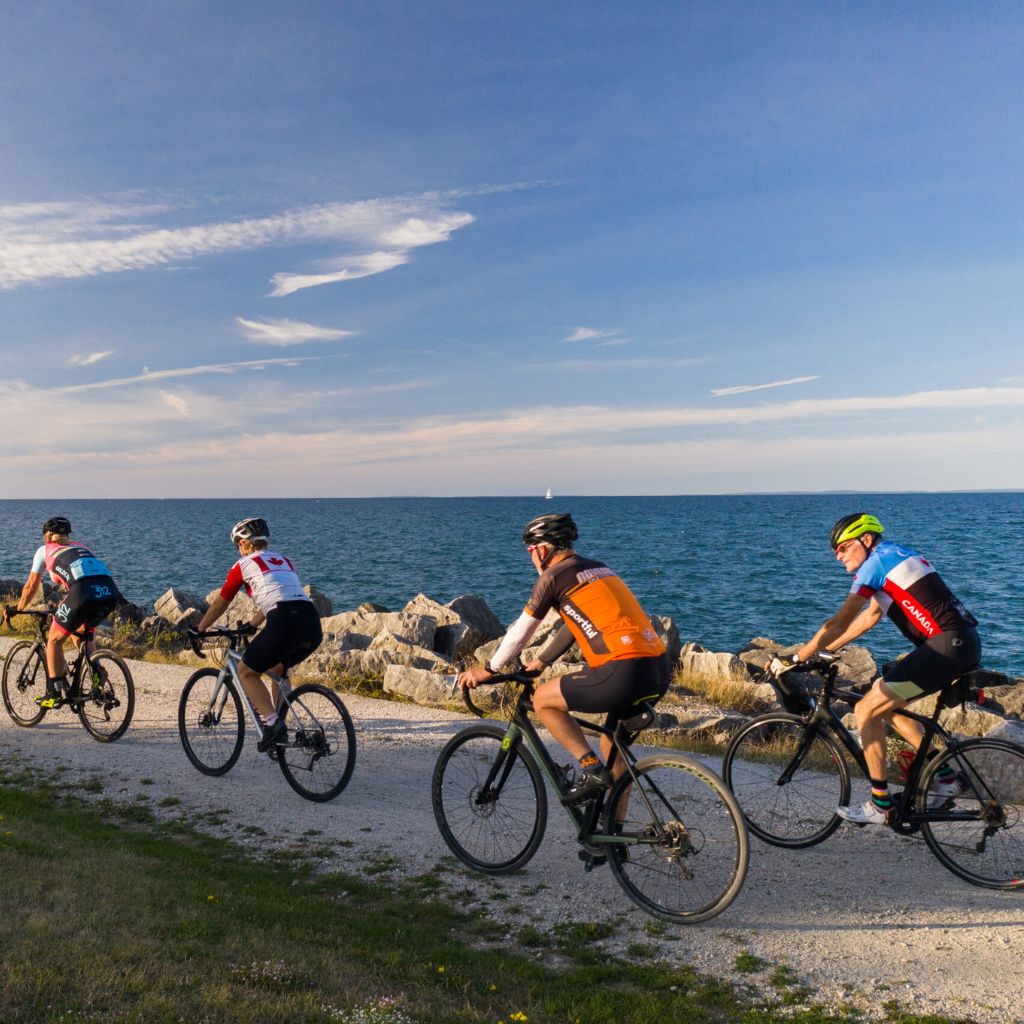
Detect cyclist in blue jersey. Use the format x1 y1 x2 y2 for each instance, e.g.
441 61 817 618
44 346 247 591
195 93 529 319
8 517 120 708
773 513 980 825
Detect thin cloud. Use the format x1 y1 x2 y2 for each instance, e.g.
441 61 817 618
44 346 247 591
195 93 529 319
53 356 316 394
0 194 475 292
711 375 821 397
235 317 356 346
562 327 618 343
160 391 190 416
67 350 114 367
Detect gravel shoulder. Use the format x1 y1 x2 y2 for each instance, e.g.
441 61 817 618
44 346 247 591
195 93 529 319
1 638 1020 1022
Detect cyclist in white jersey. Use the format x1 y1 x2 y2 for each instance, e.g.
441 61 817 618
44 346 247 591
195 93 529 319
194 517 322 752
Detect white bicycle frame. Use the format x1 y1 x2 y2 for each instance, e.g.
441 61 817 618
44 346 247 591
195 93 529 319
211 646 294 743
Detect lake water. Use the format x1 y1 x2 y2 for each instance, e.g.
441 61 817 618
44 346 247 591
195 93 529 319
0 493 1020 674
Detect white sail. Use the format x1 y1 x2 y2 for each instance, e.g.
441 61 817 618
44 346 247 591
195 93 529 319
545 486 553 500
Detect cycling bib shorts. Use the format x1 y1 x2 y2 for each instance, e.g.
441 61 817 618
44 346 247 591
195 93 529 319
243 601 323 674
53 577 118 637
881 628 981 701
560 653 670 723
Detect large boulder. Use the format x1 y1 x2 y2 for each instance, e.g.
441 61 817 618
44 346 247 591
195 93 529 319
651 615 680 662
446 594 504 640
155 588 208 629
382 665 462 708
367 631 451 671
472 609 566 667
320 609 436 650
679 642 747 683
304 585 333 617
400 593 486 660
976 720 1024 802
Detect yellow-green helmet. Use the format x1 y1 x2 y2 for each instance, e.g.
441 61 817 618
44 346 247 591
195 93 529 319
829 513 884 551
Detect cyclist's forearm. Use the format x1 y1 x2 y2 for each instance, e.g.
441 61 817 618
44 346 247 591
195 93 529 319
16 574 40 612
197 594 229 632
825 602 883 651
487 612 540 671
536 622 574 666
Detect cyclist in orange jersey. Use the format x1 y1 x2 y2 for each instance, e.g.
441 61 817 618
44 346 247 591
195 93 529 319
459 513 669 803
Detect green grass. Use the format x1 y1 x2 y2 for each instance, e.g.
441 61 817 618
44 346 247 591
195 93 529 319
0 774 980 1024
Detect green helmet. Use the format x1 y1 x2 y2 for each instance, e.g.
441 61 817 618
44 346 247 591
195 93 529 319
829 513 884 551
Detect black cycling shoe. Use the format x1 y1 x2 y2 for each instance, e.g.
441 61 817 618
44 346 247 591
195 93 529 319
563 765 612 805
257 717 288 753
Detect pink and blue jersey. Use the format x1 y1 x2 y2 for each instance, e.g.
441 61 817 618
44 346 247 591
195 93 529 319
850 540 976 645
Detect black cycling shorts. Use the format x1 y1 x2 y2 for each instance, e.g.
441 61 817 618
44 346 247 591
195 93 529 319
243 601 323 674
53 577 118 637
560 654 670 721
882 628 981 701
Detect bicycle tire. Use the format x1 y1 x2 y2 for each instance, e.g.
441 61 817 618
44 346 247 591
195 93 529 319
77 651 135 742
603 753 749 924
2 640 47 727
432 723 548 875
178 668 245 776
277 683 356 802
918 738 1024 890
723 712 850 848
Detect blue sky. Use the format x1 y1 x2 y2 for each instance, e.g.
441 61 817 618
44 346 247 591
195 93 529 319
1 2 1022 497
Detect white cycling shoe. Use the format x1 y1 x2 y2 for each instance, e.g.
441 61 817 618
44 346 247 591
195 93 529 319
837 800 889 826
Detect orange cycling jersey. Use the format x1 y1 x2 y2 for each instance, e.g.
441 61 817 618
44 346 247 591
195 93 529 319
524 554 665 667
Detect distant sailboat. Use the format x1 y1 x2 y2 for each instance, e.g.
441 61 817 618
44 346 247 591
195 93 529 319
545 486 553 500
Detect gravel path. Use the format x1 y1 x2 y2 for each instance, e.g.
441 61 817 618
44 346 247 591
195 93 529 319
1 639 1020 1022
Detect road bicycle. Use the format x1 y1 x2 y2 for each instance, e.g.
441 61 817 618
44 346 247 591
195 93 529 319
179 626 356 802
1 607 135 742
722 652 1024 889
432 669 749 923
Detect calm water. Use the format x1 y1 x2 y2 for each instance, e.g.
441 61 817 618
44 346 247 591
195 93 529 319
0 494 1021 674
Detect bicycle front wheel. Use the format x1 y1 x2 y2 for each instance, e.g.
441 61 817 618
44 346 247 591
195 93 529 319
432 723 548 874
178 668 244 775
277 683 356 802
2 641 48 727
723 713 850 848
919 739 1024 890
78 651 135 742
603 754 749 924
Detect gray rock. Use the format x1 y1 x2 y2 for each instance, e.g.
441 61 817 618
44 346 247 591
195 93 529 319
319 610 436 650
304 585 333 617
382 665 464 708
368 630 451 670
400 593 491 661
679 642 747 683
358 601 389 613
977 720 1024 802
155 588 208 628
445 594 504 640
651 615 680 662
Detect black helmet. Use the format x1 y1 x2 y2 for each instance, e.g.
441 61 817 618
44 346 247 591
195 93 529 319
522 513 578 549
230 517 270 543
829 513 884 551
43 517 71 536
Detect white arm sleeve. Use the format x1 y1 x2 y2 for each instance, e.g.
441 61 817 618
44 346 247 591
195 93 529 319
488 612 542 671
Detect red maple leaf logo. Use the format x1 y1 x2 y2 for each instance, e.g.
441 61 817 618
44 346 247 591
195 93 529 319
269 557 284 565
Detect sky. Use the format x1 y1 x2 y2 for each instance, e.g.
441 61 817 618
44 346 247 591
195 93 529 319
1 1 1022 497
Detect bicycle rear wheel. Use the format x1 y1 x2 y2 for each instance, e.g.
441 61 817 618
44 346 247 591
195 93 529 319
178 668 245 775
919 739 1024 890
277 683 356 802
78 651 135 742
2 641 47 727
723 713 850 848
603 754 749 923
432 723 548 874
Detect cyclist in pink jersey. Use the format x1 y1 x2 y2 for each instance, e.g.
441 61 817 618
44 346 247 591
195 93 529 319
193 517 322 752
7 517 119 707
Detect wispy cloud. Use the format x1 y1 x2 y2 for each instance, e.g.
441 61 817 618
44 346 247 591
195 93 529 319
160 391 190 416
711 375 821 397
67 350 114 367
52 356 316 394
235 317 356 346
562 327 619 343
0 194 475 293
